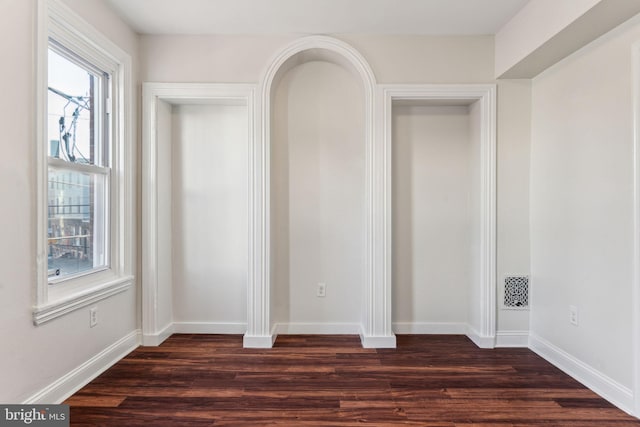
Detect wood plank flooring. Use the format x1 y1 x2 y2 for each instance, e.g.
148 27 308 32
66 334 640 426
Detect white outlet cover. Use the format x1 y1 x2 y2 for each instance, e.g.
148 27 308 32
317 283 326 297
90 307 98 327
569 305 578 326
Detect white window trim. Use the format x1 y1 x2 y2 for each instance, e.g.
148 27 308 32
34 0 134 325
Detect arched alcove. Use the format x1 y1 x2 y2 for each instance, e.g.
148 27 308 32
243 36 395 348
271 54 366 333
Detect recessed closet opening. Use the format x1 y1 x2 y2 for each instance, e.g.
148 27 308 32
270 53 366 335
147 94 251 340
171 101 248 329
391 99 483 334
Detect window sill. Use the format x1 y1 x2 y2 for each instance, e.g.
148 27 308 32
33 275 134 325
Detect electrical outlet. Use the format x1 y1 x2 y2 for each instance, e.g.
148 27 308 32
569 305 578 326
317 283 326 297
90 307 98 328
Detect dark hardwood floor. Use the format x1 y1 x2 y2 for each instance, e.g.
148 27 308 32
66 334 640 426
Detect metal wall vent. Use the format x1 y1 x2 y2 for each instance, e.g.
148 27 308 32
504 276 529 309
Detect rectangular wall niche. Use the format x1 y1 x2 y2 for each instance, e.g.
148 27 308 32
142 84 255 344
169 103 248 327
391 99 483 334
381 83 496 347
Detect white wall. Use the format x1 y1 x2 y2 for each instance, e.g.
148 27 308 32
170 104 248 326
140 33 531 336
141 35 294 83
392 104 472 330
141 35 494 84
496 80 531 335
530 15 640 398
271 60 365 331
0 0 139 403
340 35 495 84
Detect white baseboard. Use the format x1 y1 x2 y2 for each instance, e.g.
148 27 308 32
24 329 140 404
393 322 467 335
274 322 361 335
243 333 276 348
466 326 496 349
173 322 247 334
142 322 174 346
529 333 634 416
360 334 397 348
274 323 398 348
495 330 529 348
391 323 499 349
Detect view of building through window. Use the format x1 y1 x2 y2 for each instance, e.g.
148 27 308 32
47 46 108 281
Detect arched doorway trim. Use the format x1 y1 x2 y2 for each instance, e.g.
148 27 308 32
243 35 395 348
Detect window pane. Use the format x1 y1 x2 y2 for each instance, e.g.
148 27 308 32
48 48 104 166
47 168 107 280
47 43 110 284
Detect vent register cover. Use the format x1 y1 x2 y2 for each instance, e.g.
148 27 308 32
503 276 529 309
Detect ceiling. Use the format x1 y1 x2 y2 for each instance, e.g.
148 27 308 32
105 0 530 36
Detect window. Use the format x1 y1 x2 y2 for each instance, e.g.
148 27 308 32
47 45 109 282
34 0 133 325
